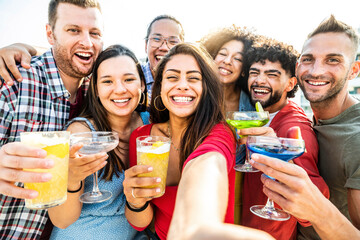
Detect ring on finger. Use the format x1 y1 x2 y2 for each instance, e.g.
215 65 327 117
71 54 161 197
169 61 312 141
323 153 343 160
131 188 136 199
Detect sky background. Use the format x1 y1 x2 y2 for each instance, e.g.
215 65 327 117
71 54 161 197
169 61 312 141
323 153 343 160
0 0 359 60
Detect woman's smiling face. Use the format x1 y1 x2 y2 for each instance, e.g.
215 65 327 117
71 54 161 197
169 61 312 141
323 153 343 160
214 39 244 85
97 55 144 119
160 54 203 119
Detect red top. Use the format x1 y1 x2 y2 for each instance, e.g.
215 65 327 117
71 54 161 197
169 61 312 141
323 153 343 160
128 123 236 240
242 101 330 240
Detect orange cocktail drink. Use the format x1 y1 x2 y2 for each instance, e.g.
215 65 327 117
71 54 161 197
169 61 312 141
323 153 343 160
21 131 70 209
136 136 170 198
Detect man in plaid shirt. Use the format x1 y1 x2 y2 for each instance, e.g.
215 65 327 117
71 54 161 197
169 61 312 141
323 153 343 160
0 0 103 239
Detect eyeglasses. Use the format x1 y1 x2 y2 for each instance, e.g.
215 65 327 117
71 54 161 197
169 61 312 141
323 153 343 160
148 35 181 48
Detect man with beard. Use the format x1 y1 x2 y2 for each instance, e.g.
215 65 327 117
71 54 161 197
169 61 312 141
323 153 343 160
248 15 360 240
238 41 329 240
0 0 103 239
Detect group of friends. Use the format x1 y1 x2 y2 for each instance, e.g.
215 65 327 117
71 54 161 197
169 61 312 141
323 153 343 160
0 0 359 240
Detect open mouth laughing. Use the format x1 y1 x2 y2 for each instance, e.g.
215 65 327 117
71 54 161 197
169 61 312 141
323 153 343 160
252 87 271 96
156 55 164 61
75 52 93 62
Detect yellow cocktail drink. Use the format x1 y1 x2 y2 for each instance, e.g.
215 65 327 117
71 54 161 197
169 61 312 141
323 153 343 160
21 131 70 209
137 136 170 198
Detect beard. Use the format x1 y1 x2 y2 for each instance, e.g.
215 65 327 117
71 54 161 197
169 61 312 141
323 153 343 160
52 40 93 79
250 85 283 109
298 73 347 104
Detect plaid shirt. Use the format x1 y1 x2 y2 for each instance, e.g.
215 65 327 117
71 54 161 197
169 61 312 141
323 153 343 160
0 49 89 239
141 61 154 102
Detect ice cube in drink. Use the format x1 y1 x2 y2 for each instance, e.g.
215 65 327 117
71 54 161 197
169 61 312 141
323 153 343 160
21 131 70 209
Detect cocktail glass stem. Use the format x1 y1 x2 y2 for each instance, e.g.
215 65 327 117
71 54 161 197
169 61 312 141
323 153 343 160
242 161 254 169
244 148 256 169
234 147 259 172
250 196 290 221
263 198 276 212
90 172 102 196
79 170 112 203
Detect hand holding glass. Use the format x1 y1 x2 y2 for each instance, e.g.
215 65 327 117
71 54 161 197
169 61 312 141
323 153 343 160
21 131 70 209
247 135 305 221
70 131 119 203
226 111 270 172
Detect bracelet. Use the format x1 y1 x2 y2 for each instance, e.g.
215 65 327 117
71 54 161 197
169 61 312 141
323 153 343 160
67 181 83 193
126 200 149 212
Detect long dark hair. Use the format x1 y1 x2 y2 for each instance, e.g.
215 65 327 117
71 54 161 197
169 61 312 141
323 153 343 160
79 44 147 181
150 43 225 170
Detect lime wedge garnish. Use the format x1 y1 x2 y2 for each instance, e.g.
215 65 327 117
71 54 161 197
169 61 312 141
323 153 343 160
255 102 264 112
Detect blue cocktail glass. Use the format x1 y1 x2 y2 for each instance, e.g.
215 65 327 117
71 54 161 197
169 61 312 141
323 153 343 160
247 135 305 221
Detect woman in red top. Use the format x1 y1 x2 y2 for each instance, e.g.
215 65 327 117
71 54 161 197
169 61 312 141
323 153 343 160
122 43 273 240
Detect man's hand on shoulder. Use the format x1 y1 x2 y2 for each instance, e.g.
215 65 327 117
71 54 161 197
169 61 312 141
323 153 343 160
0 43 37 86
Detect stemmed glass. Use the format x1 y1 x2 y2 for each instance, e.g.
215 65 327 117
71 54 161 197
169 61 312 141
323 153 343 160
226 111 270 172
247 135 305 221
70 131 119 204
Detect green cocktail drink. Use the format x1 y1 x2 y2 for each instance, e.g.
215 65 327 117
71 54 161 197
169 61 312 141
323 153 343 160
226 111 270 172
226 118 269 129
226 111 270 129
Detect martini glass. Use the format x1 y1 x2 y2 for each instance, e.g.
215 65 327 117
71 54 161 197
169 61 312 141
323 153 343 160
226 111 270 172
70 131 119 203
247 135 305 221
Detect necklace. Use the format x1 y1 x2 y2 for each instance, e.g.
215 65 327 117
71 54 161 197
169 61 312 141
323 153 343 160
167 121 181 152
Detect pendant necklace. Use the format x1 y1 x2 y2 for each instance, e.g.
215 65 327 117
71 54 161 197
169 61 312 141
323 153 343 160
167 121 181 152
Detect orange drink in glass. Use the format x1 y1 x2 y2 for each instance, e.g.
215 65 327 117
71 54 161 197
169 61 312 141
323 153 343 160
136 136 170 198
20 131 70 209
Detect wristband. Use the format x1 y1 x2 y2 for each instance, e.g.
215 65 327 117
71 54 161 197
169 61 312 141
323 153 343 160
67 181 83 193
126 200 149 212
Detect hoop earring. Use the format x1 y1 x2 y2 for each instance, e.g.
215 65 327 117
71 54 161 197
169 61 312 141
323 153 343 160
139 92 146 105
154 95 166 111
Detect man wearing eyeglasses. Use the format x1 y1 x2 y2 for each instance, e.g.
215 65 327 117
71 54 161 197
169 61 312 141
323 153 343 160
143 15 184 100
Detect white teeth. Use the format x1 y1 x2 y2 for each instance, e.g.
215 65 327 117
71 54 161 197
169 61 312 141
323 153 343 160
308 81 327 86
219 68 231 75
254 88 269 94
172 97 193 103
113 99 129 103
156 56 164 60
76 52 91 57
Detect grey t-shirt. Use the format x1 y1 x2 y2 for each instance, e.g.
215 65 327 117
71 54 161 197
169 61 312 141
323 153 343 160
298 102 360 240
314 102 360 220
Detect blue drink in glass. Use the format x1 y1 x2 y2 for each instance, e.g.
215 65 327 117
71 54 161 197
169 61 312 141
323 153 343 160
247 136 305 221
247 141 304 179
